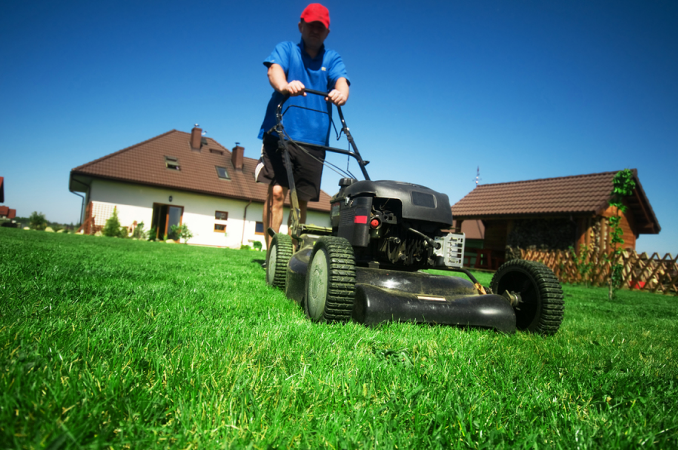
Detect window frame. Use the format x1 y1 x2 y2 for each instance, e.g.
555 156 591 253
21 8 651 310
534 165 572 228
215 211 228 220
215 166 230 180
255 221 265 235
165 156 180 171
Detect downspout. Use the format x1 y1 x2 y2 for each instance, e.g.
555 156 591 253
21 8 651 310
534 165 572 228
69 175 91 229
240 200 253 247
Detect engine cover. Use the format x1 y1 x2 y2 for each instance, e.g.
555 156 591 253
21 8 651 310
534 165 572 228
330 180 453 227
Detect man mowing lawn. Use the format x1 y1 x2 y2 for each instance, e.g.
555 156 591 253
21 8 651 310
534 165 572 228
256 3 350 253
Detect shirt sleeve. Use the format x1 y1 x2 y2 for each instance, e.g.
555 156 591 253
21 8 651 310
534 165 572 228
263 42 292 74
327 51 350 87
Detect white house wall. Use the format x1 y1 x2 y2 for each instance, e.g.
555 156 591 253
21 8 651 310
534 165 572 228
88 179 330 248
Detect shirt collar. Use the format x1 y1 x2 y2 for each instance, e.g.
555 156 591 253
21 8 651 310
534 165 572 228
299 39 325 60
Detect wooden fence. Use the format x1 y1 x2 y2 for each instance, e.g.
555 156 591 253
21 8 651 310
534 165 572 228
520 249 678 295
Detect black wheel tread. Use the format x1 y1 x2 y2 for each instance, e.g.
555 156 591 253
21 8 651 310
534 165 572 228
490 259 565 335
307 236 356 323
267 234 293 289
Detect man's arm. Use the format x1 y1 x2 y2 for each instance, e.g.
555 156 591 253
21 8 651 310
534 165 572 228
269 64 349 106
267 63 306 97
326 77 349 106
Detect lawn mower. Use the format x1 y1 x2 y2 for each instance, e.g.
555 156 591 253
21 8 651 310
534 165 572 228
265 89 564 334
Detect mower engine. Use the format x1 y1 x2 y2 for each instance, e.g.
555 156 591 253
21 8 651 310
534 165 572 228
330 178 464 270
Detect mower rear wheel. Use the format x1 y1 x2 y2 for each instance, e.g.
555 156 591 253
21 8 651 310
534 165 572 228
305 237 356 322
266 233 293 289
490 260 564 335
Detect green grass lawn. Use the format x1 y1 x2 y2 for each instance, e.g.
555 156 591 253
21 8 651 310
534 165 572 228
1 228 677 449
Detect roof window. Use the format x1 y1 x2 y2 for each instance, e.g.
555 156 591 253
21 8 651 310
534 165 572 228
165 156 180 171
216 166 230 180
210 149 224 155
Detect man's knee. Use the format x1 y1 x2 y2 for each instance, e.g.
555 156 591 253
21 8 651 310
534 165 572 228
270 185 286 203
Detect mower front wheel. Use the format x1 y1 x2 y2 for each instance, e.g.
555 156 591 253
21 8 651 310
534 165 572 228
305 237 356 322
490 260 564 335
266 233 293 289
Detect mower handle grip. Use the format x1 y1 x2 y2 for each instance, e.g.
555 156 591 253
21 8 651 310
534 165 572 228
302 88 332 97
277 88 334 103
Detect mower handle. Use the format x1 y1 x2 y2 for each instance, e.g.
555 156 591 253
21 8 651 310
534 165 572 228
274 89 370 181
302 88 332 98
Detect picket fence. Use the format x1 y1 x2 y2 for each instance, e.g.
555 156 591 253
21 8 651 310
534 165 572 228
520 249 678 295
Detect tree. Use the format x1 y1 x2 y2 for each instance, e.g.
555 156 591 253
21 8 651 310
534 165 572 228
29 211 47 230
607 169 636 300
102 207 125 237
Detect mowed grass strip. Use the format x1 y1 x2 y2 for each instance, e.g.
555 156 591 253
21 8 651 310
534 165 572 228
1 228 677 449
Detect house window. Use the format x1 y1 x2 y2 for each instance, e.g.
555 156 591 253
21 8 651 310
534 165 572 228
215 166 230 180
255 221 265 235
214 224 227 233
215 211 228 220
165 156 180 171
210 149 224 155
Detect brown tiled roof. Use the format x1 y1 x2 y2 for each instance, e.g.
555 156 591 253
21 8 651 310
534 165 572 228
452 170 660 234
70 129 331 212
0 206 14 219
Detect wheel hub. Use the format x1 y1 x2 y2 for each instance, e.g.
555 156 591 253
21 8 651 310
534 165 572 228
502 290 522 308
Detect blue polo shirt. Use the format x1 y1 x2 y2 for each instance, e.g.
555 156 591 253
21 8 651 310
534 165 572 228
258 40 349 146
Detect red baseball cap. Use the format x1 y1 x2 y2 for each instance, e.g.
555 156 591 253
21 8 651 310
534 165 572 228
300 3 330 29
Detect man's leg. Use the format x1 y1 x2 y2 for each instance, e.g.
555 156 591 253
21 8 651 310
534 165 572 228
287 200 308 230
264 184 288 250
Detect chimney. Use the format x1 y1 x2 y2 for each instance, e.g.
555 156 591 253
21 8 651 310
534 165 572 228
232 143 244 171
190 124 202 150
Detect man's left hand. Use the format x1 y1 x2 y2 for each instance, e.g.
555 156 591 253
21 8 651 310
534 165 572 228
326 89 347 106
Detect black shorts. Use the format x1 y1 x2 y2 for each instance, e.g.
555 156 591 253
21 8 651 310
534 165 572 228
256 134 325 202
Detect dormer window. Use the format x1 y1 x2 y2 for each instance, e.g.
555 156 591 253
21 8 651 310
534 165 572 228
165 156 180 171
216 166 230 180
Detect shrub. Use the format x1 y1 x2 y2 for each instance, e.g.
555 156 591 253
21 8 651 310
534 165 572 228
29 212 47 231
569 244 594 287
102 207 125 238
169 223 194 244
132 221 148 240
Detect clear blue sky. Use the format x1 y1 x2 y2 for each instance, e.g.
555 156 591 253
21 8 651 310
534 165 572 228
1 0 676 254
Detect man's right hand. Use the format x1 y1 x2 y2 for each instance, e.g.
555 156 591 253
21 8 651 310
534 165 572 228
284 80 306 97
268 64 307 97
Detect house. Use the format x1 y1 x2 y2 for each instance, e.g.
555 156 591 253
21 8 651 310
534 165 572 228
0 177 18 226
451 170 660 268
69 126 332 248
0 206 16 220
